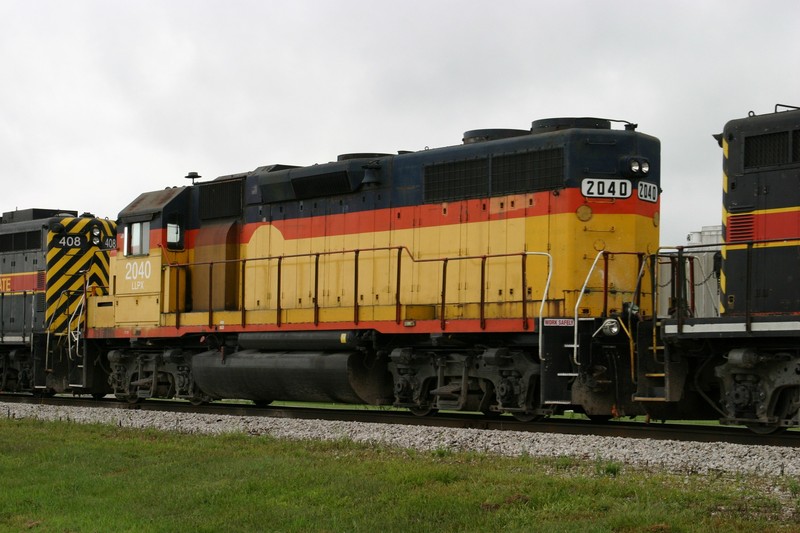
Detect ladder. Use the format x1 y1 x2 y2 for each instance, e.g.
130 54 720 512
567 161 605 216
633 320 686 402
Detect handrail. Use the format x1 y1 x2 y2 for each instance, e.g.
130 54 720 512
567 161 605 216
162 245 553 333
657 236 800 324
572 250 650 366
67 286 86 361
656 240 728 328
573 251 605 365
525 252 553 362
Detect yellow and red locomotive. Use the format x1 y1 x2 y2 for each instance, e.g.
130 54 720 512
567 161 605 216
83 117 661 419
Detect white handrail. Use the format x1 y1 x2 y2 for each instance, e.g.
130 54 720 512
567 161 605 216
572 251 605 365
67 290 86 360
522 252 553 362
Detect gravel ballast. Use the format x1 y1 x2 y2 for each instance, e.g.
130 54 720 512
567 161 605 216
3 401 796 478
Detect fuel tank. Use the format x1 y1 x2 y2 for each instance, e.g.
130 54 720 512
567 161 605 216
191 349 393 405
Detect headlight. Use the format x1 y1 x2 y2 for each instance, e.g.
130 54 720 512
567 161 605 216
601 319 620 336
92 227 101 236
621 156 650 178
92 236 100 245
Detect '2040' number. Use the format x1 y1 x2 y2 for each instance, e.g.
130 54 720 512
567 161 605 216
581 178 632 199
637 181 659 203
125 260 152 281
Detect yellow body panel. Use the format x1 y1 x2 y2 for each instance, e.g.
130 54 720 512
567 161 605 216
110 255 162 326
231 208 656 325
86 295 115 328
106 195 657 330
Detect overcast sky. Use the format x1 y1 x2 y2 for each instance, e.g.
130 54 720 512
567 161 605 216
2 0 799 244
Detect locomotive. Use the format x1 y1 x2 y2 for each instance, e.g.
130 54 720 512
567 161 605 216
1 106 798 434
89 116 661 420
0 209 115 394
659 104 800 433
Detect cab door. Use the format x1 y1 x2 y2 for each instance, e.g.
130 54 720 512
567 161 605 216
115 219 161 326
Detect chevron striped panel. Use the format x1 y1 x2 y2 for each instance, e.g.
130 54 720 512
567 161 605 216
46 217 116 334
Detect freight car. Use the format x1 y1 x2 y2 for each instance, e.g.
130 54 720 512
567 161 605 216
0 209 115 395
85 117 662 420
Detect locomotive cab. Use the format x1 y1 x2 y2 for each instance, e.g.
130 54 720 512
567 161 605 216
97 186 192 330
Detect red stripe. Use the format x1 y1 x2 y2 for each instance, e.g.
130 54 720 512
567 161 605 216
137 188 658 249
86 317 539 339
725 210 800 242
241 189 657 243
0 272 39 293
743 210 800 241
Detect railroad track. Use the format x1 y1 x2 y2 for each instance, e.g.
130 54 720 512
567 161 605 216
2 393 798 448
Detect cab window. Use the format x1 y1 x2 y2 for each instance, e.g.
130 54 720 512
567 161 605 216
166 214 183 250
124 221 150 256
166 223 181 247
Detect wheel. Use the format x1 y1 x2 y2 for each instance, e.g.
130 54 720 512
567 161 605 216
511 411 543 422
123 393 142 404
745 422 785 435
409 405 437 417
252 400 273 408
746 388 797 435
91 393 107 400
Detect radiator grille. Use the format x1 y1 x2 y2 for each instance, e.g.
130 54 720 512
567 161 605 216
744 132 788 169
200 180 243 220
424 159 489 203
727 214 755 242
35 293 46 313
491 148 564 194
423 148 565 203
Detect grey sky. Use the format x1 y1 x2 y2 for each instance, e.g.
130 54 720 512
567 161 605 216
2 0 798 244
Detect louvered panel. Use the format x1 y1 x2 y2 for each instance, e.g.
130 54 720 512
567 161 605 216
727 214 754 242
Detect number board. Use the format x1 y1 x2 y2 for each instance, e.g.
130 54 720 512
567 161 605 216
637 181 659 203
53 235 85 248
52 235 117 249
581 178 632 199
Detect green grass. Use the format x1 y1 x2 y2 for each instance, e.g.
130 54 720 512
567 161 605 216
1 418 798 532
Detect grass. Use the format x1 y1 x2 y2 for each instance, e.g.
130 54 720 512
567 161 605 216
1 418 799 532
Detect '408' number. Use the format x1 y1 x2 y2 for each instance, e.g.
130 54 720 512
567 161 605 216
125 260 152 281
57 235 83 248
